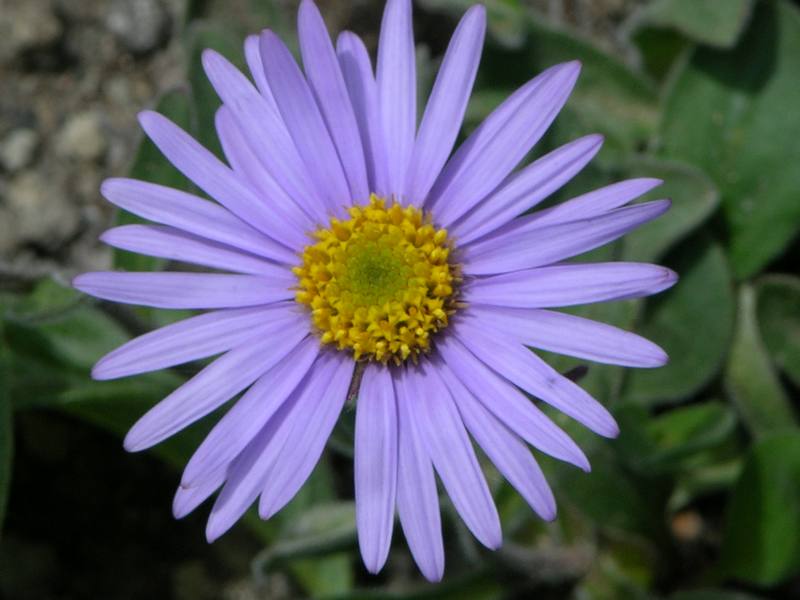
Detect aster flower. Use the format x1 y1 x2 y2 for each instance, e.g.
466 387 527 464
74 0 676 582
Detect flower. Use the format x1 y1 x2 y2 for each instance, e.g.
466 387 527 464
74 0 677 582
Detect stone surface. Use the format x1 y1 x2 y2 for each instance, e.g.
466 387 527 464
6 171 81 249
55 112 108 162
0 0 63 64
0 129 40 172
106 0 171 55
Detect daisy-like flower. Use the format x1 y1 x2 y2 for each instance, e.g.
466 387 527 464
74 0 676 581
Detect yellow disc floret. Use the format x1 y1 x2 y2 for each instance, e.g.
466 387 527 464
294 195 459 364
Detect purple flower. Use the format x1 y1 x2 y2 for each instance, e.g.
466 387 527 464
74 0 676 582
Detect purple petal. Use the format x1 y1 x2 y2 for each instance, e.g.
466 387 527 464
405 6 486 206
469 305 669 368
450 135 603 242
377 0 416 197
205 352 345 540
101 178 296 264
203 50 326 223
437 335 589 469
465 262 678 308
92 304 294 380
124 317 309 452
454 319 619 438
181 335 320 487
298 0 370 203
394 367 444 582
101 224 290 276
137 111 304 249
260 30 350 216
243 34 278 110
463 200 672 276
525 177 664 227
73 272 295 309
337 31 389 197
355 364 398 574
438 362 556 520
173 470 225 519
258 351 353 518
414 363 502 549
427 61 581 223
215 107 316 242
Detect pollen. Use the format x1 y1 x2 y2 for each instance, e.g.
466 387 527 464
293 195 459 364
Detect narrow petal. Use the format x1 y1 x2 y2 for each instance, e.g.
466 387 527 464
469 305 669 368
215 107 315 244
394 367 444 582
73 272 295 309
437 335 589 469
258 352 353 518
92 304 294 380
101 178 296 264
414 363 502 549
181 336 320 487
438 362 556 520
377 0 416 197
101 224 290 276
427 61 581 223
298 0 370 203
405 6 485 206
137 111 303 249
202 50 322 217
450 135 603 242
124 316 309 451
173 470 226 519
455 320 619 438
524 177 664 228
260 30 350 216
465 262 678 309
205 352 345 541
337 32 389 196
355 364 398 574
463 200 672 276
243 34 278 110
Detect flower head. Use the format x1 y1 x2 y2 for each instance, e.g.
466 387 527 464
74 0 676 581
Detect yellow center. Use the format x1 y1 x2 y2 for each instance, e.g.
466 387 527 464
293 195 459 364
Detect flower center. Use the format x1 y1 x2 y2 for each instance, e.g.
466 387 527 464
294 195 459 364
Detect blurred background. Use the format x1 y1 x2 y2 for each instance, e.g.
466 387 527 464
1 0 799 598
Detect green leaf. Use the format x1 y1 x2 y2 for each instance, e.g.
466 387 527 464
115 89 195 272
185 21 244 158
660 0 800 278
625 235 735 405
724 285 796 437
0 320 13 534
633 0 755 49
755 275 800 388
721 432 800 586
620 157 719 263
670 590 766 600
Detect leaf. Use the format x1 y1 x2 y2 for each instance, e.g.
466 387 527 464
670 590 767 600
185 21 244 159
660 0 800 278
115 89 195 273
724 285 796 437
0 319 13 534
755 275 800 388
721 432 800 586
633 0 755 49
620 157 719 263
625 235 735 405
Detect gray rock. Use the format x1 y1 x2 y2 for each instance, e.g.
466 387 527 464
6 171 81 250
0 0 63 64
0 128 40 172
55 111 107 162
106 0 171 55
